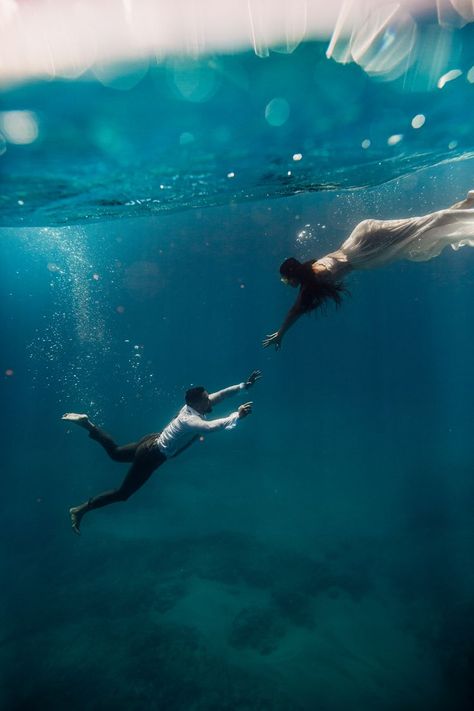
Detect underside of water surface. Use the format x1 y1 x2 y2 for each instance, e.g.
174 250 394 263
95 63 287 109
1 23 474 228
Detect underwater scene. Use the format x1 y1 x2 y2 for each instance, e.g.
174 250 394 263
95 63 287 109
1 2 474 710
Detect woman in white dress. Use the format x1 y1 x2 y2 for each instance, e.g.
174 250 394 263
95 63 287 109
263 190 474 350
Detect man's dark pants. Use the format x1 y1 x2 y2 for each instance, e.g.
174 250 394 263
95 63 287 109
84 426 166 511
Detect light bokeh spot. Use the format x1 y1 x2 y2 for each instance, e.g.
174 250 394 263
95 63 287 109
0 111 39 145
265 97 290 127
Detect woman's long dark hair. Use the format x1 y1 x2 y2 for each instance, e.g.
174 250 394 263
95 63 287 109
280 257 347 314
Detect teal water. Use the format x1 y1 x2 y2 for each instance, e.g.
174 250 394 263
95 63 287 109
1 35 474 711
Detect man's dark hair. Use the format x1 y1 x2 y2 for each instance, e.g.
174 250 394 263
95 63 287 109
185 386 205 406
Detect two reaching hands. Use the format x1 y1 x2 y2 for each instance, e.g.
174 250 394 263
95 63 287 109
239 369 262 418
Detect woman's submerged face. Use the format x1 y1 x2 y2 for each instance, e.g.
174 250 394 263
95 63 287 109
281 276 299 288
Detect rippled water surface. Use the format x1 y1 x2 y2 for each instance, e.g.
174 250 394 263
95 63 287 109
1 31 474 227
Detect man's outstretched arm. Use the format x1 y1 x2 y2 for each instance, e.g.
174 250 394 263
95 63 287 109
186 402 253 433
170 403 253 458
209 370 262 405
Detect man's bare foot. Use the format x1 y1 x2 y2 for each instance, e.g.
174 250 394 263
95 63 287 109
69 506 84 535
62 413 92 430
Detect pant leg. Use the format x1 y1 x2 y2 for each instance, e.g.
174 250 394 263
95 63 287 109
85 440 166 511
88 425 140 463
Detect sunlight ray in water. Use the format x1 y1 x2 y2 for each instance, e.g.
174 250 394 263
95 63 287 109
17 227 159 410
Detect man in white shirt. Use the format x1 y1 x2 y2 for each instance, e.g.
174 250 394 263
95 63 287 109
63 370 261 534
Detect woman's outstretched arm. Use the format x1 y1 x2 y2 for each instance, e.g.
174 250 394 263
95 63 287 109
262 302 303 350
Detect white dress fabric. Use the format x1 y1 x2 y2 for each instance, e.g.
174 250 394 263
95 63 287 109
317 190 474 277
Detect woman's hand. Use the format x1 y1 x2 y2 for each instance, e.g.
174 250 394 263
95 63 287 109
262 332 282 350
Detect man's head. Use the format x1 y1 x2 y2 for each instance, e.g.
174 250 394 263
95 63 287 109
185 386 212 414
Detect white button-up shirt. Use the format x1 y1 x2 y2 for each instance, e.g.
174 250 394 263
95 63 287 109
156 382 245 458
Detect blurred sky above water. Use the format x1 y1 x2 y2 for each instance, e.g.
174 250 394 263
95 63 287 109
1 1 474 86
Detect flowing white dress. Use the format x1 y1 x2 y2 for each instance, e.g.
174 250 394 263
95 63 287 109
316 190 474 278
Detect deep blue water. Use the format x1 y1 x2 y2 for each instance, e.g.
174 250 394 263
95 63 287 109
1 35 474 711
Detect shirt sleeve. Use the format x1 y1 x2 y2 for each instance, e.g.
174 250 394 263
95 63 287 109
185 412 240 432
208 383 245 405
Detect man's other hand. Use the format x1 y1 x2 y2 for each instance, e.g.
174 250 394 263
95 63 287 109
238 402 253 418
